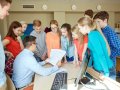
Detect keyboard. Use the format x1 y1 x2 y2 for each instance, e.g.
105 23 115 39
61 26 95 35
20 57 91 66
51 71 67 90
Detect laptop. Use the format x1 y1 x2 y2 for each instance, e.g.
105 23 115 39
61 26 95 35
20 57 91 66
51 71 67 90
74 49 90 86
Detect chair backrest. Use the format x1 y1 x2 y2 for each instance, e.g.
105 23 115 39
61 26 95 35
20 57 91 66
6 74 16 90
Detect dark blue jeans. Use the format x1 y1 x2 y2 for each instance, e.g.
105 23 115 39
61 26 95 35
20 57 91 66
66 56 74 62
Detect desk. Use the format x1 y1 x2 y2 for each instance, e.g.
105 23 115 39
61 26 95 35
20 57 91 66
33 63 120 90
33 63 80 90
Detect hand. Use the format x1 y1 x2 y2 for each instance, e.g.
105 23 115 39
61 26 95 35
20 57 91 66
41 52 47 60
73 60 81 67
5 51 14 59
56 61 64 68
17 36 22 42
44 58 49 63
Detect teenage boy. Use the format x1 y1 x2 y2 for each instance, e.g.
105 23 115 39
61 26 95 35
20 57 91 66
30 19 47 61
93 11 120 66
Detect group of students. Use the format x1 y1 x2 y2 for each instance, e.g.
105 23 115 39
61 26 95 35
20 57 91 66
0 0 120 90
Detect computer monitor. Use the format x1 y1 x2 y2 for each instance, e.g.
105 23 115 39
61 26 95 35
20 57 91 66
74 49 90 86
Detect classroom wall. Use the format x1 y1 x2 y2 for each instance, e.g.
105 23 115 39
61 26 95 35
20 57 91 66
8 12 54 28
0 0 120 38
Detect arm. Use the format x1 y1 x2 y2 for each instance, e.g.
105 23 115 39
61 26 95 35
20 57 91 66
26 57 59 76
82 35 88 60
2 38 14 57
0 37 5 72
41 33 48 60
82 43 88 60
73 44 79 65
61 36 66 51
46 33 51 57
2 39 10 46
109 30 120 51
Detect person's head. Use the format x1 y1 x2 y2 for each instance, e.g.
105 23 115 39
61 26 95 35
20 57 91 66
0 0 12 20
93 11 109 28
23 36 36 52
84 9 94 19
61 23 71 37
50 20 59 33
33 19 42 33
6 21 22 40
78 17 96 35
20 21 27 33
71 24 84 44
61 23 73 46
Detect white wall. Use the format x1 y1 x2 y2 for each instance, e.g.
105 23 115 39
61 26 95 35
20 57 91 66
8 12 54 28
1 0 120 38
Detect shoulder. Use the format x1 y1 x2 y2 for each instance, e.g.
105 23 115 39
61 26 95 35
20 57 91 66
41 31 46 35
4 36 13 40
104 25 116 34
30 30 36 35
4 36 13 42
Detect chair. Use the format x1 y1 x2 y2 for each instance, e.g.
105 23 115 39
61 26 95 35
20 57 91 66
6 74 16 90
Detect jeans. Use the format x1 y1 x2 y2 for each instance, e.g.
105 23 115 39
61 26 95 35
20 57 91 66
109 67 116 80
66 56 74 62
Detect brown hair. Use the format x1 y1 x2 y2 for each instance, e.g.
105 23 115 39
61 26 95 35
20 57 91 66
33 19 41 26
50 20 58 27
84 9 94 18
93 11 109 21
71 24 84 45
61 23 73 46
50 20 61 37
0 0 12 7
6 21 22 40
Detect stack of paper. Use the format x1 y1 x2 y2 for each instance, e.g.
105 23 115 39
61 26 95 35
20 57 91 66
47 49 66 65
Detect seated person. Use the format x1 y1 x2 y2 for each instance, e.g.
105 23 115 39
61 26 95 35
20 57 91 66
12 36 63 89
